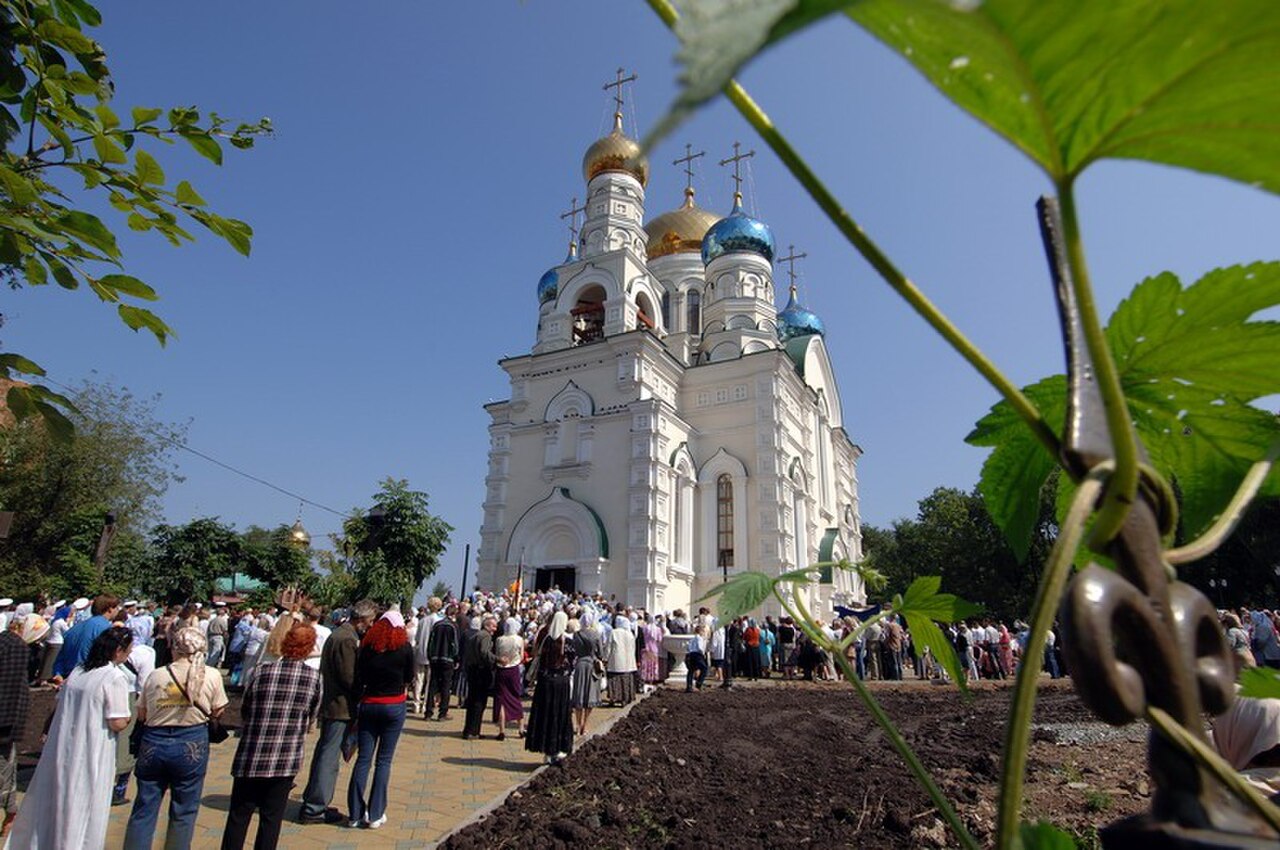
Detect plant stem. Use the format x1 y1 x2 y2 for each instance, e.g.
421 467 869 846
837 609 889 651
995 464 1109 849
776 589 980 850
1055 182 1138 547
1166 438 1280 564
644 0 1061 465
1145 706 1280 833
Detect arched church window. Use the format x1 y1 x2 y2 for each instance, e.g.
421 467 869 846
687 291 701 335
661 292 671 329
716 473 734 569
636 292 656 330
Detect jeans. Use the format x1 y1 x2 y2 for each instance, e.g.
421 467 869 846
123 724 209 850
221 776 291 850
347 701 405 823
299 717 347 818
684 651 708 690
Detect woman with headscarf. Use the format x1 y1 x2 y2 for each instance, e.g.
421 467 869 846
17 611 49 685
1251 610 1280 669
1223 612 1255 669
7 626 134 849
742 618 762 680
347 609 415 829
569 610 606 736
1214 692 1280 797
525 611 576 764
491 617 525 740
124 626 228 849
998 622 1015 679
606 614 637 706
639 613 664 685
0 614 33 835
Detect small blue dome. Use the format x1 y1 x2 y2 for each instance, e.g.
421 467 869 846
777 287 825 341
537 267 559 304
701 199 775 265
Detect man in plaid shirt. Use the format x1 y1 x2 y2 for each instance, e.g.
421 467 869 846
222 622 321 850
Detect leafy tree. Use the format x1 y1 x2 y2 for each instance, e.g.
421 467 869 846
1182 497 1280 608
0 376 182 598
342 479 452 607
860 484 1057 622
240 524 312 591
309 547 357 611
0 0 269 435
429 579 452 601
141 517 240 604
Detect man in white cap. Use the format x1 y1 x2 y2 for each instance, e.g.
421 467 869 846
0 600 13 633
125 600 153 648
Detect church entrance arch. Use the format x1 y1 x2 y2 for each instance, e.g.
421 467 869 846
505 487 609 594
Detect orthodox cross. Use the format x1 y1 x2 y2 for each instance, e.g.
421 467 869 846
603 67 637 114
673 143 705 192
778 244 807 288
719 141 756 201
560 196 586 243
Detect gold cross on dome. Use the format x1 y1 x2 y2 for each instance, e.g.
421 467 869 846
719 141 756 201
560 196 587 242
603 67 638 115
673 143 705 192
778 244 807 287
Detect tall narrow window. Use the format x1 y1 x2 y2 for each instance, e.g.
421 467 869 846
661 292 671 329
687 291 701 335
716 473 734 569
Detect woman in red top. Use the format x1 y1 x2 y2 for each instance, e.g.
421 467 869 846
346 609 414 830
743 619 762 680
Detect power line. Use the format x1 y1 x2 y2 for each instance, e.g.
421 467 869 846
39 374 348 518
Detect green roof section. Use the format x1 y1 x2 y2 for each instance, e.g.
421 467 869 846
784 336 814 376
817 527 840 583
213 572 264 594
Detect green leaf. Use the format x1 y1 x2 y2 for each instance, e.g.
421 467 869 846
35 20 97 55
134 148 164 185
182 132 222 165
56 210 119 258
22 255 48 285
126 212 153 231
93 103 118 129
92 132 126 164
1239 666 1280 700
174 180 206 206
1020 820 1078 850
131 106 162 126
39 251 79 289
695 570 774 619
205 214 252 256
0 164 38 204
775 566 821 584
0 353 47 376
655 1 1280 193
968 264 1280 555
897 575 983 622
117 304 173 346
902 613 970 694
98 274 158 301
5 384 76 441
845 0 1280 192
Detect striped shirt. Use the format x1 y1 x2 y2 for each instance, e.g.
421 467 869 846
230 659 320 779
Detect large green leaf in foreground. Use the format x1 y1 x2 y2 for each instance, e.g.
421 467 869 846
658 0 1280 194
968 263 1280 560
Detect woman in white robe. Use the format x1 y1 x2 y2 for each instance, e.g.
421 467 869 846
605 615 637 706
6 626 133 849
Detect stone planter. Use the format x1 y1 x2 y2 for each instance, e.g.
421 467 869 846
662 633 694 685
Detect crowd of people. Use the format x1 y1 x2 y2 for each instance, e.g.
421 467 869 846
0 592 1278 845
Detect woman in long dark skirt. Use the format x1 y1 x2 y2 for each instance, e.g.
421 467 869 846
569 611 606 736
491 619 525 740
525 611 576 764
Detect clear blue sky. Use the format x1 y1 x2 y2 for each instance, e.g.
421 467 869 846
7 3 1277 595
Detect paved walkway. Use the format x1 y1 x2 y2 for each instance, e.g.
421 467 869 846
94 696 630 849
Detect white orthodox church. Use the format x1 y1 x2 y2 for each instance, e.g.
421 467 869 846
476 82 865 617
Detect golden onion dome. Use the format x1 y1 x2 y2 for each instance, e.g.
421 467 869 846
644 187 719 259
582 112 649 186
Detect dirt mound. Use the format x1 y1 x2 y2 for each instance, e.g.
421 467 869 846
443 680 1144 849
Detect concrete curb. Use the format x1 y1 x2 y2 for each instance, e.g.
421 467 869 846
427 686 657 848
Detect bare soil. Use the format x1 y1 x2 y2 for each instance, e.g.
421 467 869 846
441 679 1148 849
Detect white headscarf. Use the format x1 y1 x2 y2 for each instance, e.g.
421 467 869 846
547 611 568 641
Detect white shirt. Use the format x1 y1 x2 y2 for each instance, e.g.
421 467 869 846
305 623 332 670
127 644 157 695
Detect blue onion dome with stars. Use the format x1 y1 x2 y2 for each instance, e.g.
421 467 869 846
538 243 577 304
777 285 825 341
701 195 776 265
